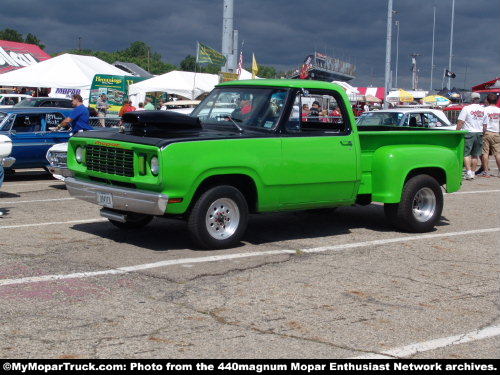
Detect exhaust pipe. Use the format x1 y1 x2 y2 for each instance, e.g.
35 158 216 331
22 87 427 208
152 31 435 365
100 208 127 223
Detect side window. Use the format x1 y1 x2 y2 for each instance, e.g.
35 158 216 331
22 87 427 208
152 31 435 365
423 113 446 127
285 91 349 135
40 101 53 107
408 113 423 127
45 113 65 128
11 114 42 132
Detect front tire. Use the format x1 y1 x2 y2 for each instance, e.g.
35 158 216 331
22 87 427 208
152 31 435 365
384 174 443 233
188 185 249 249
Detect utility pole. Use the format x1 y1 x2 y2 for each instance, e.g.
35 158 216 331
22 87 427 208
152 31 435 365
77 37 82 51
411 53 421 90
447 0 455 89
384 0 393 108
222 0 235 73
430 2 436 91
394 20 400 89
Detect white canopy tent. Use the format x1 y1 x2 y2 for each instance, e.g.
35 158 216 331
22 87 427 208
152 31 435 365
238 68 261 80
332 80 360 102
0 53 131 105
128 70 219 105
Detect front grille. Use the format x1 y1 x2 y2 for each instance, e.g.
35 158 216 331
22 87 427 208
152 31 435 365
85 145 134 177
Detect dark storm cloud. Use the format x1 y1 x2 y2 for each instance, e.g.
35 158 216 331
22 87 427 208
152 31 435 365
1 0 498 89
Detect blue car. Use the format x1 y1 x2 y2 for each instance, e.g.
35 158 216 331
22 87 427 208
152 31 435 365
0 107 74 170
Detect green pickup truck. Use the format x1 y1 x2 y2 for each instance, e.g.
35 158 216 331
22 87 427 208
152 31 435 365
66 79 465 248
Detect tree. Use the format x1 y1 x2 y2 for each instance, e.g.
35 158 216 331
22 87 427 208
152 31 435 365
179 55 198 72
0 28 24 42
25 33 45 50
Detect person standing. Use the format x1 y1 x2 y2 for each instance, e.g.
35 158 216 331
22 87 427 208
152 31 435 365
456 92 485 180
96 94 109 127
144 98 155 110
479 93 500 177
118 100 136 117
136 102 145 111
54 94 93 135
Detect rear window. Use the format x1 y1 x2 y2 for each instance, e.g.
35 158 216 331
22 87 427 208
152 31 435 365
357 112 404 126
14 98 38 107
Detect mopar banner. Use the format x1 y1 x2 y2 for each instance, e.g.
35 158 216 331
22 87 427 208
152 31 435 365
0 40 51 74
89 74 145 114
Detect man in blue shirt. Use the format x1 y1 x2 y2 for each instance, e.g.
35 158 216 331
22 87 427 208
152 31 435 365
55 94 93 134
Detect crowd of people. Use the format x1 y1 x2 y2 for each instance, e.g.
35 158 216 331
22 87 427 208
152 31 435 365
457 93 500 179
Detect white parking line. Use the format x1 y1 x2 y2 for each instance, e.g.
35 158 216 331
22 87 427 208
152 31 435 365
2 182 63 188
0 218 106 230
0 227 498 287
1 198 75 204
447 189 500 195
354 325 500 359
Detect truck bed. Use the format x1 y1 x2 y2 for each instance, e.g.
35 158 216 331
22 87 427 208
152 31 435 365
357 129 465 199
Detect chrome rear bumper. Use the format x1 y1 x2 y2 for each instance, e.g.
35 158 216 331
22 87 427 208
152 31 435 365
1 157 15 168
65 177 168 216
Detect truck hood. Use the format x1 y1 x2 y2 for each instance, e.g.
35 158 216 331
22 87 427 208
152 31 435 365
73 111 271 147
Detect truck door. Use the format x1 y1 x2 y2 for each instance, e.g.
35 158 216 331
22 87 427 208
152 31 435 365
279 91 359 207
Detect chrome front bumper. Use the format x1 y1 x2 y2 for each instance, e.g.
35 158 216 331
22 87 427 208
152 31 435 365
1 157 15 168
48 165 73 178
65 177 169 216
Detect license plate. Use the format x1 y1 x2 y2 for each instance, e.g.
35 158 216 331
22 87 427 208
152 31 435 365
96 191 113 208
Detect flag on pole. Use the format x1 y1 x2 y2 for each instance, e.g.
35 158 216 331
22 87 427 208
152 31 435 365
196 42 227 65
299 56 312 79
237 51 243 77
445 69 456 78
252 53 259 79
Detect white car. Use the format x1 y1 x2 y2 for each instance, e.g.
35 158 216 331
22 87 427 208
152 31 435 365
357 108 456 130
0 94 32 108
0 134 15 169
46 142 70 181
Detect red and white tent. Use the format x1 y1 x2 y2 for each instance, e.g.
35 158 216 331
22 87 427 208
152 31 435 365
356 87 386 101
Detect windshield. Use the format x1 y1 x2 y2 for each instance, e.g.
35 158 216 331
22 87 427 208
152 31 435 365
14 98 38 107
190 87 289 130
357 112 404 126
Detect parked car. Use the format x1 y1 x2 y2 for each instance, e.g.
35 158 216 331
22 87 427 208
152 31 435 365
46 127 120 180
356 108 455 130
0 94 32 108
0 134 15 169
14 97 73 108
0 107 73 170
65 79 465 249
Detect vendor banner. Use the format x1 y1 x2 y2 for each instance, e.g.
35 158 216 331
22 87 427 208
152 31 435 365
0 40 51 74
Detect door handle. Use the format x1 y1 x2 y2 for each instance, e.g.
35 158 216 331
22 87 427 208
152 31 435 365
340 140 352 146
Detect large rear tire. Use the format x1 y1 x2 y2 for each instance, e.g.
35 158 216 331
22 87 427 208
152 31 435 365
188 185 249 249
384 174 443 233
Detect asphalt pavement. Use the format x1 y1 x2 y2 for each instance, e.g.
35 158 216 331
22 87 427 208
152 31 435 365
0 167 498 359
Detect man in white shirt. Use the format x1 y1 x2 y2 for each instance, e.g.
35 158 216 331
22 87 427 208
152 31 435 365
480 93 500 177
457 93 485 180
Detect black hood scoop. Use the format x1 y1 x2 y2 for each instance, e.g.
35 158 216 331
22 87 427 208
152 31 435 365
122 111 202 137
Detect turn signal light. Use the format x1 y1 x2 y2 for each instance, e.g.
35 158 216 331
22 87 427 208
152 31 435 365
168 198 183 204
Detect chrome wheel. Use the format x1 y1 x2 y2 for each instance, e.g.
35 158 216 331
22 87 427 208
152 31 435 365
205 198 240 240
412 187 436 223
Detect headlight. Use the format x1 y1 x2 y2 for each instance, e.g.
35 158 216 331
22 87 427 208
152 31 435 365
75 147 84 163
151 156 159 176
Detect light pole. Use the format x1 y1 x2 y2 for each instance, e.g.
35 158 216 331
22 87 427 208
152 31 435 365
430 2 436 91
394 20 400 89
384 0 393 108
447 0 455 89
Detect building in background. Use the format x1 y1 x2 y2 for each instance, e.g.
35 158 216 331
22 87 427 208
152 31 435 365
0 40 51 74
289 52 356 82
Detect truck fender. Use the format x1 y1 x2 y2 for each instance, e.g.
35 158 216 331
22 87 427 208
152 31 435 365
371 145 461 203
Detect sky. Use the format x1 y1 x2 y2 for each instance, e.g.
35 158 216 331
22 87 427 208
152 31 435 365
1 0 498 90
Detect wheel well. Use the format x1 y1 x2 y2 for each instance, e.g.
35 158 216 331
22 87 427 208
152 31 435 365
190 174 258 213
405 167 446 186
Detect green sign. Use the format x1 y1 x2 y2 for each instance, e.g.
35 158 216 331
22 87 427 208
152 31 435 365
89 74 145 114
